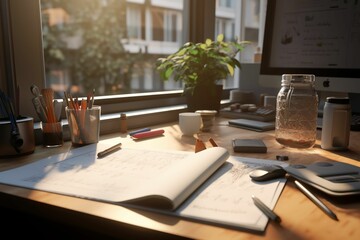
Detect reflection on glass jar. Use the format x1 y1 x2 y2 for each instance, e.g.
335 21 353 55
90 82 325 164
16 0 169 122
275 74 318 148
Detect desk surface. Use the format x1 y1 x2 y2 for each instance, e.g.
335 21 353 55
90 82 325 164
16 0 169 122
1 118 360 239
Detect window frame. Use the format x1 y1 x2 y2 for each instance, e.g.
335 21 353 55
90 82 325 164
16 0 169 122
2 0 224 117
1 0 238 144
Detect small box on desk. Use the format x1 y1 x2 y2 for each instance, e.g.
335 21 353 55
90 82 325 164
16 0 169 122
232 139 267 153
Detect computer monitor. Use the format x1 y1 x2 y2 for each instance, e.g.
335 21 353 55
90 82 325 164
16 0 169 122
259 0 360 97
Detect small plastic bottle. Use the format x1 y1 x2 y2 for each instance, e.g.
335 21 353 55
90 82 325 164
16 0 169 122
321 97 351 150
120 113 127 133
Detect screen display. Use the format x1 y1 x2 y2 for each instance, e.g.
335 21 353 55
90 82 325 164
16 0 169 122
269 0 359 70
260 0 360 93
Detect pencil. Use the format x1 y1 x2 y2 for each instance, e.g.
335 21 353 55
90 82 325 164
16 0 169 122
294 180 338 221
252 195 281 223
97 143 122 158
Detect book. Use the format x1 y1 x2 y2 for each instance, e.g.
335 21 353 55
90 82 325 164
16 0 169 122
229 118 275 132
0 143 287 231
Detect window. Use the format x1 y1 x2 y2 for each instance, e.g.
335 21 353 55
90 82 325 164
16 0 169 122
41 1 185 98
1 0 267 129
127 5 144 40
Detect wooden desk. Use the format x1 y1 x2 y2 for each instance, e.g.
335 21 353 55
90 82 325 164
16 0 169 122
1 118 360 239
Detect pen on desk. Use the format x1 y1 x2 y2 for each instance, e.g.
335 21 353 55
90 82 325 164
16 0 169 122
129 127 151 136
252 195 281 223
294 180 338 221
132 129 164 139
97 143 122 158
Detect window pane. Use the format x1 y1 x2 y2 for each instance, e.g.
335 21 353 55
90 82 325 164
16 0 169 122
216 0 265 63
40 0 184 98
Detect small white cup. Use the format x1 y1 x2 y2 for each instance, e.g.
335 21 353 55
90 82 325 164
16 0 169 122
179 112 202 136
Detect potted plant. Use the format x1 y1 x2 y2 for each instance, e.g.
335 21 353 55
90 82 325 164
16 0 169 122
156 34 249 112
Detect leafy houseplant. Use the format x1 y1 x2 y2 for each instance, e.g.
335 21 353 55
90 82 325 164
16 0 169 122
156 34 249 112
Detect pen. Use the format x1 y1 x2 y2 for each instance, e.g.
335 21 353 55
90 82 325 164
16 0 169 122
132 129 165 139
97 143 122 158
129 127 151 136
294 180 338 221
252 195 281 223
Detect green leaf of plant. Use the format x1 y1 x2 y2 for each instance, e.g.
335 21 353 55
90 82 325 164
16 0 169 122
227 64 234 76
190 49 198 55
177 48 187 56
217 34 224 42
165 67 173 79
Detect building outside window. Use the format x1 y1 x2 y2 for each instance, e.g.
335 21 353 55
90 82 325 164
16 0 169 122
40 0 265 99
0 0 266 123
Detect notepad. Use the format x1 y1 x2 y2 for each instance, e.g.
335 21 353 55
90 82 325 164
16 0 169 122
0 144 286 232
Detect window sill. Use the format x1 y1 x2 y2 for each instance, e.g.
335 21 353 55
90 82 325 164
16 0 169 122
33 99 231 146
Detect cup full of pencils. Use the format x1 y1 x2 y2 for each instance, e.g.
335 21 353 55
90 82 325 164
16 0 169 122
64 91 100 145
31 86 63 148
40 121 63 147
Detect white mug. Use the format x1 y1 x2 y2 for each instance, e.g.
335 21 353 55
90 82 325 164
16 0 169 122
179 112 201 136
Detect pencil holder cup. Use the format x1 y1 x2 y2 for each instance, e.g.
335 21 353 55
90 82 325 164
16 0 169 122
40 121 63 148
65 105 101 146
0 116 35 157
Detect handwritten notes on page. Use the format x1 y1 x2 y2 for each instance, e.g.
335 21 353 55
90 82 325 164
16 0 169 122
0 144 228 210
177 156 287 231
0 144 193 203
0 143 287 232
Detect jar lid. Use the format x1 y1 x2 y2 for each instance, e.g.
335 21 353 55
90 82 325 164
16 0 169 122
326 97 350 104
281 74 315 86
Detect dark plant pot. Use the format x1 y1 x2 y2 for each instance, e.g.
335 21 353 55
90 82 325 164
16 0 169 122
186 84 223 113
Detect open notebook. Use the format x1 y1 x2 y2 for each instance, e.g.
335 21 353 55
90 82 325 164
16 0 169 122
0 143 287 231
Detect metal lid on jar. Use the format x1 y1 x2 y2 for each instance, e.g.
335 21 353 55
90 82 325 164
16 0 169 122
326 97 350 104
281 74 315 86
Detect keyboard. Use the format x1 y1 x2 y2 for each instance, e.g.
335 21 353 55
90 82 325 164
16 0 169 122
351 113 360 131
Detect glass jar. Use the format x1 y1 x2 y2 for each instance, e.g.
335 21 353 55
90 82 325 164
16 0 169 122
275 74 318 148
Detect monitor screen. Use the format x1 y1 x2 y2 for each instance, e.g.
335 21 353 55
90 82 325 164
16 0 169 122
259 0 360 94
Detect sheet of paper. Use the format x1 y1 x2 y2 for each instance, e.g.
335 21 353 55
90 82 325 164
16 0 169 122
176 156 288 231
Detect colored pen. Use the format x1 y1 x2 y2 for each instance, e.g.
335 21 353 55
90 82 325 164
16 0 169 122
132 129 165 139
294 180 338 221
97 143 122 158
252 195 281 223
129 127 151 136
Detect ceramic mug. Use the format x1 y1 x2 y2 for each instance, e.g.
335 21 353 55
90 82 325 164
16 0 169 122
179 112 202 136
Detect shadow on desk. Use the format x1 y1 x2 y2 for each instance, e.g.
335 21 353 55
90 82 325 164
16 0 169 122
0 205 190 240
310 144 360 162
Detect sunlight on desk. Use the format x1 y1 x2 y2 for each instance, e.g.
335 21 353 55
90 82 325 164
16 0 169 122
0 117 359 240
